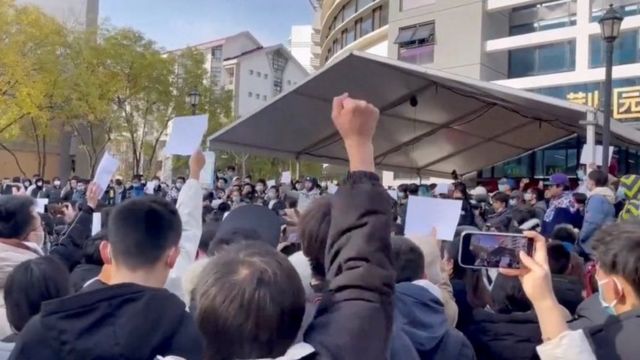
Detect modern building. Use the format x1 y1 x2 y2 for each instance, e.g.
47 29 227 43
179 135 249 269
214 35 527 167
313 0 640 180
289 25 315 73
2 0 100 180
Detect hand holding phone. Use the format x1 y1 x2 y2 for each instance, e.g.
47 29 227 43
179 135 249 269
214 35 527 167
459 231 534 270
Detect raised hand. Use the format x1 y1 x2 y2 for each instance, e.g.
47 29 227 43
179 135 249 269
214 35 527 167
331 93 379 172
86 182 102 210
189 149 206 180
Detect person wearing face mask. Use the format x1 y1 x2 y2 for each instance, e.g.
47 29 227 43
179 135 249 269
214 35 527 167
128 176 145 199
297 177 321 213
254 180 267 205
525 188 547 223
497 178 514 195
41 177 63 204
502 224 640 360
21 179 32 194
578 170 615 259
541 173 580 238
475 192 512 232
71 180 88 207
166 177 186 203
29 178 45 199
266 186 285 214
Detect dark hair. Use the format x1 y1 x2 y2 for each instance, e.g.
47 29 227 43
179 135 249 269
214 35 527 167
572 192 587 206
547 241 571 275
550 225 577 245
491 274 531 314
226 165 236 172
407 183 420 196
285 196 298 210
588 169 609 187
176 176 186 182
217 177 228 184
452 182 470 201
531 187 545 202
390 236 424 283
397 184 408 193
492 192 510 206
0 196 36 240
256 179 266 187
4 257 71 332
107 197 182 270
101 207 112 230
299 197 332 279
510 205 536 227
83 232 106 266
592 222 640 298
200 221 220 253
195 242 305 360
208 227 262 256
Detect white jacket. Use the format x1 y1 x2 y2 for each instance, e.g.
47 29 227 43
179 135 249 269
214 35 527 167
164 179 203 304
536 330 596 360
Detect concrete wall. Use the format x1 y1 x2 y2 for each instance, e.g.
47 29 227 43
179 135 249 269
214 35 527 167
387 0 508 81
290 25 314 72
15 0 98 29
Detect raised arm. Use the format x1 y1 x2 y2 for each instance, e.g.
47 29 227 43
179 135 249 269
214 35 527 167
165 150 205 302
305 94 394 360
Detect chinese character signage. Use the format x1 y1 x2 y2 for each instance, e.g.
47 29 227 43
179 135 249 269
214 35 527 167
566 86 640 122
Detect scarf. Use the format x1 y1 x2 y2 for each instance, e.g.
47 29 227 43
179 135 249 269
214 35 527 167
544 191 575 222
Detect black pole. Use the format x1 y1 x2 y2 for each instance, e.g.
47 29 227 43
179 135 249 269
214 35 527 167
602 40 614 169
191 104 197 116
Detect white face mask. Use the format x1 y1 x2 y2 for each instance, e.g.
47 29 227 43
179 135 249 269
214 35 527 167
53 180 61 187
524 193 534 201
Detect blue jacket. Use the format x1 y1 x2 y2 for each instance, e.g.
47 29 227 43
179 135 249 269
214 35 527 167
578 188 615 256
391 282 476 360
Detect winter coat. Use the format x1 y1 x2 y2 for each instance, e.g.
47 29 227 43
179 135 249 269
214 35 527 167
49 205 94 271
619 175 640 222
551 275 583 316
533 201 547 223
9 282 203 359
69 264 101 292
40 186 63 204
568 294 609 330
464 309 541 360
582 308 640 360
303 171 394 360
477 208 512 232
297 189 321 213
542 192 580 237
578 187 615 256
0 242 39 339
458 200 476 227
391 282 476 360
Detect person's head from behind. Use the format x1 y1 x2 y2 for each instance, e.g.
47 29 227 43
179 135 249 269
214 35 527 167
592 222 640 315
587 169 609 192
195 242 305 360
550 224 577 247
104 197 182 286
492 192 509 212
407 183 420 196
547 241 572 276
0 196 38 242
573 192 587 208
4 257 71 333
299 197 331 287
390 236 424 283
491 274 531 314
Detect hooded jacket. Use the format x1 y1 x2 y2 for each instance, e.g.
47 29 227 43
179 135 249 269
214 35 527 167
391 282 475 360
619 175 640 222
578 187 615 256
9 282 203 360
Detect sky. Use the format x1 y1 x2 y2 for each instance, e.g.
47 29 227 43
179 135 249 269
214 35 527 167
99 0 314 50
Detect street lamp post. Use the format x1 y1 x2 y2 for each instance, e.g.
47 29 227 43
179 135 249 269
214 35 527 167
599 4 623 169
188 89 201 115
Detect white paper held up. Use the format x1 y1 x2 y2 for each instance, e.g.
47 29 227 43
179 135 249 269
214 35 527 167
579 145 614 166
327 183 338 194
92 213 101 236
281 171 292 184
199 151 216 186
163 115 208 156
404 196 462 241
266 180 276 188
35 199 48 213
93 152 120 192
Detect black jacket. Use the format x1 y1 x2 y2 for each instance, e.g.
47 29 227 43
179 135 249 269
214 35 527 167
584 308 640 360
10 282 203 360
458 200 476 227
464 309 541 360
69 264 101 292
568 294 610 330
49 205 93 271
42 186 63 204
304 171 394 360
392 282 476 360
552 275 583 316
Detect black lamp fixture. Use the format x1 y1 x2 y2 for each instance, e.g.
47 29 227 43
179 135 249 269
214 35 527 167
598 4 624 169
187 89 201 115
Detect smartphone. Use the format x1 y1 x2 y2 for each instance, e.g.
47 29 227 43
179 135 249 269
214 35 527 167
459 231 534 269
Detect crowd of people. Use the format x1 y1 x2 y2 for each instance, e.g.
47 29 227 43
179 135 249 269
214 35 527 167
0 94 638 359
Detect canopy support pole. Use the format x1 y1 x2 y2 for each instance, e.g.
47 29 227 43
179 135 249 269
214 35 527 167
581 111 598 165
296 159 301 180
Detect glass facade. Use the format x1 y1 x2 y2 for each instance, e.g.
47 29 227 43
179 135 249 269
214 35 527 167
395 22 435 65
590 29 640 68
591 0 640 21
509 41 576 78
510 0 577 36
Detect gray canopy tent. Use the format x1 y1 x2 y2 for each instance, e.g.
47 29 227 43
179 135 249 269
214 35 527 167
208 51 640 178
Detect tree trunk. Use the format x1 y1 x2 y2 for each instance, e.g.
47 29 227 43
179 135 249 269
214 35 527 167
0 142 27 176
40 135 47 176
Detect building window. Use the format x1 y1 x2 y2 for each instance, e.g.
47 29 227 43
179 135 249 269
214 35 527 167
264 73 268 79
509 0 577 36
589 30 640 68
344 0 357 20
395 22 436 65
346 26 356 45
373 6 383 29
263 95 267 101
211 46 223 61
360 13 374 37
341 29 348 48
248 91 253 97
249 69 254 75
591 0 640 21
355 19 362 38
257 71 262 77
255 93 260 99
269 50 288 96
402 0 436 11
508 40 576 78
287 80 292 85
357 0 374 11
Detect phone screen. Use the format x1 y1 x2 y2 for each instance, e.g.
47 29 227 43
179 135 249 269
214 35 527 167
459 231 533 269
